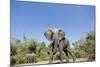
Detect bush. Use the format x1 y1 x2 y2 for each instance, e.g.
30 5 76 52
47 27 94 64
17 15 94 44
11 56 16 65
14 54 26 64
72 31 95 60
11 44 17 56
11 38 49 65
28 40 37 53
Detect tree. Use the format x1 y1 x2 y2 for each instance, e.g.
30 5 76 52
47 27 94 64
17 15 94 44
11 42 17 56
37 42 49 61
28 40 37 54
72 31 95 61
10 36 49 65
85 31 95 61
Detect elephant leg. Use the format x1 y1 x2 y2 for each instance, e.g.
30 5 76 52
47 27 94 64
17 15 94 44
59 41 64 63
48 42 57 63
49 52 53 63
63 49 69 62
67 48 75 62
48 45 53 63
48 48 56 63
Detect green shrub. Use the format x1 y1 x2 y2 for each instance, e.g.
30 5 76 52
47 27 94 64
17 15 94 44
14 54 26 64
11 56 16 65
11 44 17 56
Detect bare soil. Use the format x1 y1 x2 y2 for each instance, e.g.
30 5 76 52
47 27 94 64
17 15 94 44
12 58 90 67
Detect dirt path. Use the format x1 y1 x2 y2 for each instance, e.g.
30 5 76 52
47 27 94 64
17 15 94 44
12 58 88 67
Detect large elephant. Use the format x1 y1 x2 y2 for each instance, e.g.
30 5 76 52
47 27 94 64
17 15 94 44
44 28 75 63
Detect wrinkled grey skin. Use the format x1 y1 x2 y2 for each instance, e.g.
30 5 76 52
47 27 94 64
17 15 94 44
26 53 37 63
44 28 75 63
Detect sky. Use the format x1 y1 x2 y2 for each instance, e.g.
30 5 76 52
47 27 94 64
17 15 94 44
11 0 95 46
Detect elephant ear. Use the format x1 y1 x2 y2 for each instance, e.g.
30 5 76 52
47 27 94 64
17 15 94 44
58 29 65 40
44 29 53 41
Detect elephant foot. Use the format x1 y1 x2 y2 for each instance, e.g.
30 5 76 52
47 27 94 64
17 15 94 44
65 60 69 63
49 62 52 64
49 60 53 64
61 61 64 63
72 57 76 62
59 60 64 63
65 58 69 63
73 59 76 62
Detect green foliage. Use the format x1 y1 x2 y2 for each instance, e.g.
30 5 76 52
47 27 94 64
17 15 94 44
28 40 37 53
85 31 95 61
14 54 26 64
72 31 95 61
71 48 88 58
37 42 49 61
11 56 16 65
11 37 49 65
11 43 18 56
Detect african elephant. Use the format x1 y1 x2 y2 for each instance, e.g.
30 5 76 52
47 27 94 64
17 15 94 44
44 28 75 63
26 53 37 63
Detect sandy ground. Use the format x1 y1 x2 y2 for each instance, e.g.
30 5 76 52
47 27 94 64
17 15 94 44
12 58 89 67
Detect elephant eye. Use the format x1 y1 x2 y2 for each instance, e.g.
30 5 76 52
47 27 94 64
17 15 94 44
59 29 62 32
58 29 65 36
48 29 52 32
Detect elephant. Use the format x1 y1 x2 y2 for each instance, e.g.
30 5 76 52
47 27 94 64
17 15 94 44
44 28 75 63
26 53 37 63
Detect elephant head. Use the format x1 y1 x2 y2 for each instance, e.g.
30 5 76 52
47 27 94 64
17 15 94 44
44 28 65 53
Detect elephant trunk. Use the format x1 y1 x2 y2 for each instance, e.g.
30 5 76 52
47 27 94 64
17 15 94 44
53 35 59 54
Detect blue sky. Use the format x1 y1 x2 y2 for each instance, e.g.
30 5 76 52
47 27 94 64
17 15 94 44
11 0 95 46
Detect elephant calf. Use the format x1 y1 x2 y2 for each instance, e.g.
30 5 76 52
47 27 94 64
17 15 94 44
44 28 75 63
26 53 37 63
